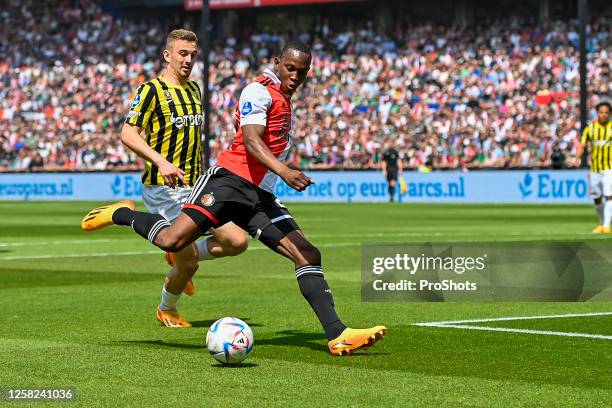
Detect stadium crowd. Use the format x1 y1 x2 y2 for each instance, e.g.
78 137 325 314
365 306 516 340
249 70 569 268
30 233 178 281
0 0 610 171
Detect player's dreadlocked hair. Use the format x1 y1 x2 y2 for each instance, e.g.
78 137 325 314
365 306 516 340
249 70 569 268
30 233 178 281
280 40 312 58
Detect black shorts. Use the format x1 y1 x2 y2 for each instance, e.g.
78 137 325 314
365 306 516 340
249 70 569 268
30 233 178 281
386 169 398 182
182 166 300 239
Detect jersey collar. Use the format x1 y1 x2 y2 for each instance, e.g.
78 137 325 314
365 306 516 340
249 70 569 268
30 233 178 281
262 68 281 84
262 68 292 98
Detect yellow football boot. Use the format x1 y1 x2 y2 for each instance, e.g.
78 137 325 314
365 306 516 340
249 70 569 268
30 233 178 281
327 326 387 356
156 306 192 328
81 200 135 231
593 225 605 234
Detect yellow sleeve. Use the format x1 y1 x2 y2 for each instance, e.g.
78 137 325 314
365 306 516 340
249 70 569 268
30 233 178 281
581 125 590 145
125 83 156 128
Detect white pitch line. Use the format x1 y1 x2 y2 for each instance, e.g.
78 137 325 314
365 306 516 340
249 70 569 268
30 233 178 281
414 312 612 341
0 231 599 248
423 324 612 341
0 242 359 261
0 239 117 247
1 251 162 260
414 312 612 326
0 232 442 247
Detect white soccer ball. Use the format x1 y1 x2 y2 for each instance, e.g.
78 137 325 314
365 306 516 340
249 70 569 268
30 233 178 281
205 317 254 364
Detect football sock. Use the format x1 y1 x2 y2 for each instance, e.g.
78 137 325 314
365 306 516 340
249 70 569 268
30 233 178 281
604 200 612 227
296 266 347 340
596 201 605 225
195 238 216 260
113 208 170 243
159 285 181 311
388 184 396 198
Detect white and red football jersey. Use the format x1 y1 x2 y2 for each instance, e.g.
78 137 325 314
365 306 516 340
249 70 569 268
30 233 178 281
216 68 292 192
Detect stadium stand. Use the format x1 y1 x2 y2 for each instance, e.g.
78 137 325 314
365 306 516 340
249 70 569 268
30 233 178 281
0 0 610 171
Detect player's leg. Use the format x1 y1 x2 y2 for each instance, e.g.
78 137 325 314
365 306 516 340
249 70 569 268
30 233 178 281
251 197 386 355
158 242 199 328
82 200 206 252
589 172 605 233
195 222 249 260
602 170 612 233
165 222 249 295
387 174 397 202
141 185 198 320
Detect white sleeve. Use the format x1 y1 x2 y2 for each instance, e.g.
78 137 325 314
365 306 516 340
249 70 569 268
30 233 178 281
238 82 271 127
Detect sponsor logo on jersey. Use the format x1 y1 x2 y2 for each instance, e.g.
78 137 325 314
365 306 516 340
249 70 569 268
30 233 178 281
241 101 253 116
591 140 612 147
201 193 215 207
170 112 203 129
126 110 141 119
130 94 141 108
277 113 291 141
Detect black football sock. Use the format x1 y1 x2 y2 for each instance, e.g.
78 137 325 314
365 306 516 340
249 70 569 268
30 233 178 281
112 208 170 243
388 184 396 198
296 265 347 340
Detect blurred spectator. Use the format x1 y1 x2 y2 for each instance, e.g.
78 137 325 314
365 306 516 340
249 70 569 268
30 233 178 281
0 0 610 172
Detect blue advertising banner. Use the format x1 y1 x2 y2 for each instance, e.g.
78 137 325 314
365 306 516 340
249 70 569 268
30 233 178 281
0 170 591 203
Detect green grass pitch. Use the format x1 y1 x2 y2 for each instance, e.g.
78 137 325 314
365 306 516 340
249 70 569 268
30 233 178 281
1 201 612 406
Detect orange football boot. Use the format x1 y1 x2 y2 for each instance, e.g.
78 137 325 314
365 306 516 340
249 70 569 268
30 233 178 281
81 200 135 231
328 326 387 356
156 306 192 328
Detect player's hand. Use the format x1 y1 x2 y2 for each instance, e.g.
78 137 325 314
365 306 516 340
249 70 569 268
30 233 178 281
280 168 314 192
158 160 185 188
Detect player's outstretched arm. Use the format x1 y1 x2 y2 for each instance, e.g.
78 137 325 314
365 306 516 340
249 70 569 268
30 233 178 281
121 123 185 187
242 124 314 191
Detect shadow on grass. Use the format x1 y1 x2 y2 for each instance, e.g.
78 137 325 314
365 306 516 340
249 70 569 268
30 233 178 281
257 330 390 356
256 330 328 353
190 318 264 328
117 339 203 350
211 362 258 368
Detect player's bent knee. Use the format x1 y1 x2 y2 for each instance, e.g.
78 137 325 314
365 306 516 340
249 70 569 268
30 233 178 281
225 237 248 255
156 229 191 253
217 233 248 255
175 258 199 275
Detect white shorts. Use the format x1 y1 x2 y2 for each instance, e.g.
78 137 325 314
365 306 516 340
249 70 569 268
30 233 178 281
142 185 192 222
588 170 612 199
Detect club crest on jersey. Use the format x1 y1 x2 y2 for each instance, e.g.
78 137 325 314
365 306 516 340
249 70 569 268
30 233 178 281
241 102 253 116
201 193 215 207
164 90 173 102
130 94 141 108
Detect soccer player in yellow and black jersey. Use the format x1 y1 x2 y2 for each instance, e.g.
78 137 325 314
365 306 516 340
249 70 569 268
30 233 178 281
127 71 203 186
118 29 248 327
577 101 612 234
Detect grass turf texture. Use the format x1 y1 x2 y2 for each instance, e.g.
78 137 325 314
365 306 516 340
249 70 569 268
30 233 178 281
1 201 612 406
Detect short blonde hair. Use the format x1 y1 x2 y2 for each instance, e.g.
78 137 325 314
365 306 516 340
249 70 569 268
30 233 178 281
166 29 198 50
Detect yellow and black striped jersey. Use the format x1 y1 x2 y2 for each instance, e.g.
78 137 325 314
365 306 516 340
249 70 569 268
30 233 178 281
581 121 612 173
125 76 203 186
